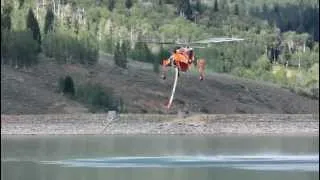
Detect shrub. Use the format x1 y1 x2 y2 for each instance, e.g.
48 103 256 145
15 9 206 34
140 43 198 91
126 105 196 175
242 69 256 79
253 54 272 71
75 83 119 112
200 107 209 114
231 67 246 77
63 76 75 96
114 41 128 69
273 66 287 85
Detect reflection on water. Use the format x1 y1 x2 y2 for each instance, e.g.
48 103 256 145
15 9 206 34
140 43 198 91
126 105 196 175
41 155 319 172
1 135 319 180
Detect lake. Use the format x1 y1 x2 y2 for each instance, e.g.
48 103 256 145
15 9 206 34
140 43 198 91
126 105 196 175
1 135 319 180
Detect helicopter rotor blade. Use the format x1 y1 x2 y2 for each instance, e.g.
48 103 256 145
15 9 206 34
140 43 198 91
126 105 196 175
136 37 244 47
190 37 244 44
136 40 175 44
136 39 190 45
191 46 207 48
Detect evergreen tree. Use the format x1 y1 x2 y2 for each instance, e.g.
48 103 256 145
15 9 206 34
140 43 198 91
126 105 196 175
158 45 170 62
194 1 203 15
1 3 12 30
63 76 75 96
123 41 131 58
185 2 193 21
114 41 127 68
26 8 41 49
214 0 219 12
7 30 38 68
154 46 168 73
44 7 54 34
1 4 12 61
234 3 239 15
73 18 80 34
114 42 120 66
120 41 128 68
18 0 24 9
108 0 115 12
175 0 193 20
125 0 133 9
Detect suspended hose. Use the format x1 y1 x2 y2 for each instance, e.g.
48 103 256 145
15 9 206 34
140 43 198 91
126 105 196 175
167 67 179 109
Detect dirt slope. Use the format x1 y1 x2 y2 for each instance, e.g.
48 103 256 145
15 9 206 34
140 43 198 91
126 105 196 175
1 54 318 114
1 61 88 115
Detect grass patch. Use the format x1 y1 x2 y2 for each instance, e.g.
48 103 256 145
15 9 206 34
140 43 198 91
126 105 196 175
75 83 119 113
57 76 126 113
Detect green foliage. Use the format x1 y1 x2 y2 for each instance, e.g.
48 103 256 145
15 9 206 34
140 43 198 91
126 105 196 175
125 0 133 9
253 54 272 72
158 46 171 60
1 29 10 61
290 50 318 69
63 76 75 96
26 8 41 48
4 0 318 99
108 0 116 12
194 1 204 15
42 31 99 65
2 30 38 67
18 0 25 9
234 4 239 15
213 0 219 12
114 41 128 68
273 66 288 85
1 3 13 30
78 31 99 65
129 42 154 63
174 0 193 20
121 40 130 60
242 69 256 79
101 36 114 54
75 83 118 112
152 46 169 73
231 67 256 79
252 2 319 41
44 7 55 34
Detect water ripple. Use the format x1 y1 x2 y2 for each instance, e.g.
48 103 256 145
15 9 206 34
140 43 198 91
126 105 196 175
40 155 319 172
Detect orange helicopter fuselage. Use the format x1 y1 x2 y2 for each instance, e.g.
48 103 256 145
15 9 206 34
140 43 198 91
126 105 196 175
162 47 205 80
163 48 194 72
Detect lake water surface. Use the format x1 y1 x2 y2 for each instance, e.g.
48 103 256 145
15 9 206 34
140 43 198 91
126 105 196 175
1 135 319 180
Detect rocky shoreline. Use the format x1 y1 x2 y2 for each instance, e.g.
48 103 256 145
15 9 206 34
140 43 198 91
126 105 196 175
1 113 319 136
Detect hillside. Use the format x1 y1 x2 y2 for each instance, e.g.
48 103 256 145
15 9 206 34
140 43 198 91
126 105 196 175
1 0 319 115
1 61 88 114
1 53 318 115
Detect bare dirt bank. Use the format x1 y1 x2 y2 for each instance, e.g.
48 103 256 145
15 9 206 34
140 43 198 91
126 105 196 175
1 114 318 136
2 58 319 115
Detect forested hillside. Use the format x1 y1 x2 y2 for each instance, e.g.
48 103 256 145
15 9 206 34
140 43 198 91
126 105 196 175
1 0 319 113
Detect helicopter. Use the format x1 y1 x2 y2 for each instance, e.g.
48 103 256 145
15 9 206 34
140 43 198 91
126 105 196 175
140 37 244 109
159 37 244 81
